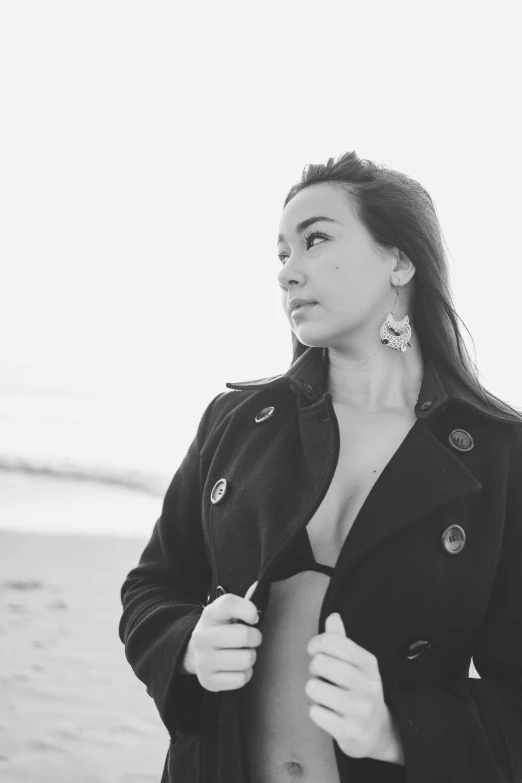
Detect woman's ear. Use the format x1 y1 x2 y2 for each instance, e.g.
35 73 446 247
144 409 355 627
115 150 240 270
393 250 416 285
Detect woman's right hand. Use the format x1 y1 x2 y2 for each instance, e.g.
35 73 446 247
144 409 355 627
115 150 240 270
186 582 263 692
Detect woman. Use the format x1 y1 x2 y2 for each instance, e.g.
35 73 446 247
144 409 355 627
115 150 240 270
119 151 522 783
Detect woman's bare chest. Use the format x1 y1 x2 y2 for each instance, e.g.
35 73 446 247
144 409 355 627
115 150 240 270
306 406 418 568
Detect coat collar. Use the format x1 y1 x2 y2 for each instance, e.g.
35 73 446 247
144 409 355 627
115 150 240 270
226 345 518 426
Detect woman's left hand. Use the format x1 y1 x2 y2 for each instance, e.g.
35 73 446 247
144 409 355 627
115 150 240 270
305 613 392 760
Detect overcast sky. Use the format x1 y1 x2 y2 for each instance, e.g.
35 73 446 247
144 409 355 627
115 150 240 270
1 1 521 450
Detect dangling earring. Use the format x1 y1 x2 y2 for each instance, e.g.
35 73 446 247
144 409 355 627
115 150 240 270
379 280 412 353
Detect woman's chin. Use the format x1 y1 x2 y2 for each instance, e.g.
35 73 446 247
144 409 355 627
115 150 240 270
292 329 328 348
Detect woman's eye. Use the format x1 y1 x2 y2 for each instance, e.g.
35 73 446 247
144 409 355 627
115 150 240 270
278 230 329 265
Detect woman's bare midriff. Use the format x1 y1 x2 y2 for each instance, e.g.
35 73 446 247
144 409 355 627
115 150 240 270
243 571 339 783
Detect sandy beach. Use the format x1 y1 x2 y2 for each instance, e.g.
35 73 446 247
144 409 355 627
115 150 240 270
0 474 171 783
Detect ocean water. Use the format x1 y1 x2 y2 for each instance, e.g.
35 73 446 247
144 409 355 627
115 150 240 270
0 471 162 538
0 361 193 537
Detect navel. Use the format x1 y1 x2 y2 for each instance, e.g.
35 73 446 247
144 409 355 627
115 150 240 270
283 759 305 776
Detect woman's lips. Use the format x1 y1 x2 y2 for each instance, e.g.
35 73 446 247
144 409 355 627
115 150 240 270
291 302 317 318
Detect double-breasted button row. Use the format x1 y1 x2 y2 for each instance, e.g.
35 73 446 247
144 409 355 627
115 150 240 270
211 403 277 508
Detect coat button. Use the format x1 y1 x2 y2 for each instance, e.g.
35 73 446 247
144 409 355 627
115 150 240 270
448 429 474 452
303 383 314 394
210 478 228 504
441 524 466 554
420 400 434 410
406 639 431 660
255 406 275 424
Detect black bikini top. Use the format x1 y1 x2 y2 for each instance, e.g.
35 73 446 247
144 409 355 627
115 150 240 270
271 526 335 581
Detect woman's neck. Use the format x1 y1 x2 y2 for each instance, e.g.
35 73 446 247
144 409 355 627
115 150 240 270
325 342 425 414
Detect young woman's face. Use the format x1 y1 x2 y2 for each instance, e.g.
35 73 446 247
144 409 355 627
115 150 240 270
277 183 398 355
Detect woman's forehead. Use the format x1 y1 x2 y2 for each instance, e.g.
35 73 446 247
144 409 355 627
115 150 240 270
278 185 354 240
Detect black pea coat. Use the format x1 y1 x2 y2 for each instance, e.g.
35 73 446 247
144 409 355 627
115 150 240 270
119 346 522 783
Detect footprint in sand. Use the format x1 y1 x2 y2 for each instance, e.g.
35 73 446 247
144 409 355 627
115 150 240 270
33 639 52 649
10 672 31 682
2 580 46 591
7 603 29 613
48 599 69 611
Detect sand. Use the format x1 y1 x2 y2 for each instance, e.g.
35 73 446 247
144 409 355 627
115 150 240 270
0 526 170 783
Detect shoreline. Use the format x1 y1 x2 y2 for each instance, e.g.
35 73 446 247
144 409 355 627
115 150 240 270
0 470 163 539
0 459 167 497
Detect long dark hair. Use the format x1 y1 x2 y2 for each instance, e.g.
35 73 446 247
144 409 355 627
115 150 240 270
283 150 522 424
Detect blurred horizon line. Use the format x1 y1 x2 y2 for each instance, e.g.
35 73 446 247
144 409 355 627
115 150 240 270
0 456 167 497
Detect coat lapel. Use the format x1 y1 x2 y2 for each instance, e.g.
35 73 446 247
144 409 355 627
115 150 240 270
331 416 482 579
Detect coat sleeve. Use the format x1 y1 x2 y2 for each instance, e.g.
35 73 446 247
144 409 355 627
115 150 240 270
383 443 522 782
118 391 226 740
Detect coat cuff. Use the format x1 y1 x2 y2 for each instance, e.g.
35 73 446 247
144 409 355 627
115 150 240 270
150 606 209 738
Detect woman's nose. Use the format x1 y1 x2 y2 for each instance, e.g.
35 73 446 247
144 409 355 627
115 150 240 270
278 258 303 287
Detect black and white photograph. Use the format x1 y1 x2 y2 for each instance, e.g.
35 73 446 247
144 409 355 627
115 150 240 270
1 2 521 782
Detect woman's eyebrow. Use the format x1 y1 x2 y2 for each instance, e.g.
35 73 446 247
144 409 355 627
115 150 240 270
277 216 342 246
